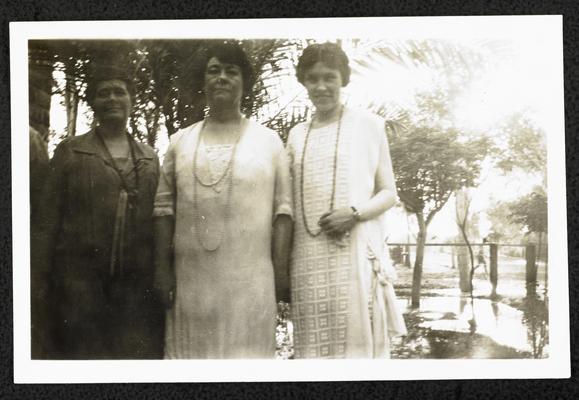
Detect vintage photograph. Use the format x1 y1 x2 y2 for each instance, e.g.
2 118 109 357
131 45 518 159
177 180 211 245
12 16 568 382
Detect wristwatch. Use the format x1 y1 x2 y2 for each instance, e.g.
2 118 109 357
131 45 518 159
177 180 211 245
350 206 362 221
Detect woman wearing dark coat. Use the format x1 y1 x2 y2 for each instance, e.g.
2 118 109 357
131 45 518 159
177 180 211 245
33 66 164 359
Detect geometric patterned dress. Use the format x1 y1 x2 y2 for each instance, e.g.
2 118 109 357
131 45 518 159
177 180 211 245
288 120 353 358
287 107 407 359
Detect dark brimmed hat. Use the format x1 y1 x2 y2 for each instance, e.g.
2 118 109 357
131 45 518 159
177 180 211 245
85 62 136 107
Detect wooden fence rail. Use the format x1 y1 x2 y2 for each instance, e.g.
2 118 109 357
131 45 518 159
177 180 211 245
388 242 540 298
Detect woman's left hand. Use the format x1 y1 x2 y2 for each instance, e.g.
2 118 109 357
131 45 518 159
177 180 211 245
319 207 357 237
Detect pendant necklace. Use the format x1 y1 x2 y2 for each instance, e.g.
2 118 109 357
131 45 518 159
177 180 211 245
300 106 344 237
192 117 245 251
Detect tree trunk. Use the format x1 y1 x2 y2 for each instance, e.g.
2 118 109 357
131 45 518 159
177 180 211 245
129 114 140 141
540 232 548 293
457 246 470 292
64 79 79 137
489 243 498 298
457 223 475 292
163 106 177 137
411 212 427 308
526 244 537 297
63 59 80 137
147 109 161 148
178 90 205 128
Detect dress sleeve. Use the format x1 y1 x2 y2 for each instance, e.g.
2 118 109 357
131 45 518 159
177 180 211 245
285 126 296 166
153 133 179 217
273 135 294 220
374 119 397 200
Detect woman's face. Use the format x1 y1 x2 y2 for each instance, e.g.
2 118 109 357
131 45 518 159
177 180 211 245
302 61 343 114
92 79 132 125
203 57 244 109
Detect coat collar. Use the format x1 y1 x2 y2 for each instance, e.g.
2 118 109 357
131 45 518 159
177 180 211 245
69 129 154 162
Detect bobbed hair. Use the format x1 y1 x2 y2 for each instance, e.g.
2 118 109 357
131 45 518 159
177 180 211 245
189 40 256 97
296 42 351 87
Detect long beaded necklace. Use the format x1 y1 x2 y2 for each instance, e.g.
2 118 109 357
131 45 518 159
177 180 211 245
192 118 246 251
300 106 344 237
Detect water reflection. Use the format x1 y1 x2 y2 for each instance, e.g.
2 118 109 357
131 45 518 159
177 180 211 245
400 293 549 358
522 289 549 358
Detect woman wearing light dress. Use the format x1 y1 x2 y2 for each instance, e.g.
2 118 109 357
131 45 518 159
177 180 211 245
287 43 406 359
153 41 293 359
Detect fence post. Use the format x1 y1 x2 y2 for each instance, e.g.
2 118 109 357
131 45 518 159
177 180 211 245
526 244 537 296
490 243 498 299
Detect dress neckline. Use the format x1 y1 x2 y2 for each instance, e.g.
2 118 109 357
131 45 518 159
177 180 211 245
309 119 340 131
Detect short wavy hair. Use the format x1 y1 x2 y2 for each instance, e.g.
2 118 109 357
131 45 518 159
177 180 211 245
296 42 351 87
189 40 256 97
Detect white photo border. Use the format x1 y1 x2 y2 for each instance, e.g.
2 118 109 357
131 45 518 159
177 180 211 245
11 15 569 383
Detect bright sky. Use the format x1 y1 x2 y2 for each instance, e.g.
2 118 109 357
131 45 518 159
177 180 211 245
435 39 549 241
48 38 550 242
346 38 550 242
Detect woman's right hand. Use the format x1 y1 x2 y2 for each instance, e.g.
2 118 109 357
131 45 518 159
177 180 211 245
154 265 176 309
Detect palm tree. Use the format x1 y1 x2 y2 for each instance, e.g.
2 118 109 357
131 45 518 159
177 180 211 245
31 37 511 154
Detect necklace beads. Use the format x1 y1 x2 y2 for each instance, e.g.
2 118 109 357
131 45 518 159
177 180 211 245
192 118 245 251
300 106 344 237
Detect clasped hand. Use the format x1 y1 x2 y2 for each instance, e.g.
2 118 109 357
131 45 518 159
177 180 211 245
318 207 357 237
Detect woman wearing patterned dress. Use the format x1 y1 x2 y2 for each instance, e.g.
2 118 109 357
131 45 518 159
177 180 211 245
153 41 293 359
287 43 406 359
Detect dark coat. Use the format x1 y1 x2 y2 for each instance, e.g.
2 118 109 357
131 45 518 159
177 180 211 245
33 130 164 359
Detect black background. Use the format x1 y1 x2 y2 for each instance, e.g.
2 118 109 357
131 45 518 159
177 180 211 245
1 0 578 398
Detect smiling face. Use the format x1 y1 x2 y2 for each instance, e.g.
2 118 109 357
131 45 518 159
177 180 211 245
91 79 132 125
203 57 244 109
302 61 343 115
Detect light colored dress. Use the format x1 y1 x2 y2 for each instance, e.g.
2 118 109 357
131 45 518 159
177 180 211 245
287 107 406 359
154 118 293 359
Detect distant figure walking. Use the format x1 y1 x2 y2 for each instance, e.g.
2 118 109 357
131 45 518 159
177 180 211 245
476 246 489 279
